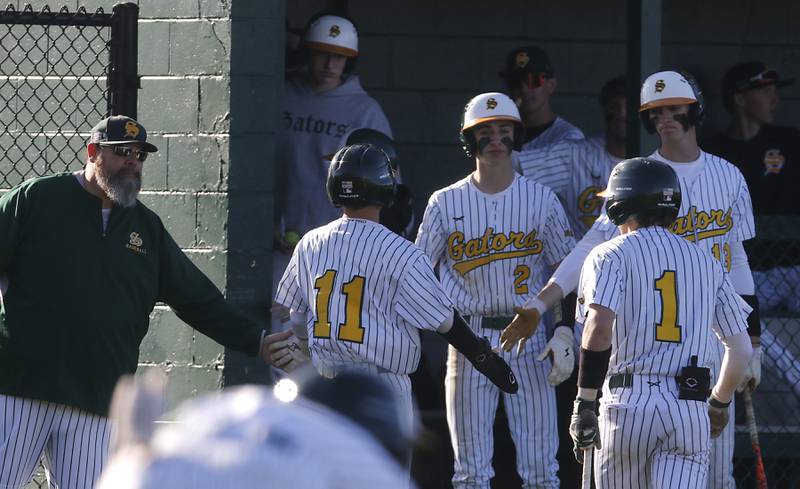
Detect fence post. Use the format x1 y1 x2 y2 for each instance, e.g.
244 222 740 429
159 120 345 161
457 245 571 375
109 2 139 117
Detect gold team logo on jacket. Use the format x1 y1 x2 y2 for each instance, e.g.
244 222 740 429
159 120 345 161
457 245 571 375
654 80 666 92
763 149 785 175
329 25 341 37
447 227 543 275
578 185 604 227
126 232 147 254
670 206 733 241
124 121 140 138
515 51 530 68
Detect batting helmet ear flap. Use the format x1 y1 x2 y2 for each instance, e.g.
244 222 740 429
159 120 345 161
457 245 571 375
676 69 705 126
460 129 478 157
640 110 657 134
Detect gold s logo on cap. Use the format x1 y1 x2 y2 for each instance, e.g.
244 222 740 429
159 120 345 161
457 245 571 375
125 121 140 138
515 51 530 68
329 24 341 37
486 97 498 110
654 80 666 92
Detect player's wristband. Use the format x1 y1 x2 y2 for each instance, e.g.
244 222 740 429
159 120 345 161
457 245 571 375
708 395 731 409
523 296 546 315
740 295 761 338
577 347 611 389
558 293 577 329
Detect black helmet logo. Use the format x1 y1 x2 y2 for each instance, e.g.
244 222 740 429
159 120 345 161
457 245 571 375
329 25 341 37
486 97 498 110
654 80 666 93
515 51 530 68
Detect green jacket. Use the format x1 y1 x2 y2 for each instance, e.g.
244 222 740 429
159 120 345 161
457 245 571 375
0 173 263 416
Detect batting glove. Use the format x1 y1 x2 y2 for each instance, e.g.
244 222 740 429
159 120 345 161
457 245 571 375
537 325 575 386
267 332 310 373
500 306 542 356
736 345 762 393
708 395 730 438
570 398 600 463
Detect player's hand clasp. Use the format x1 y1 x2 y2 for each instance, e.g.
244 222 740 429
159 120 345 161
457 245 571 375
499 306 542 356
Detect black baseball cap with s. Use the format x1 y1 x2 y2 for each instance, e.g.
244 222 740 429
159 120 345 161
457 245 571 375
499 45 554 81
90 115 158 152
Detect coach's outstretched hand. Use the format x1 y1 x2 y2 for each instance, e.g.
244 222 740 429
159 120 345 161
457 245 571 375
500 306 541 356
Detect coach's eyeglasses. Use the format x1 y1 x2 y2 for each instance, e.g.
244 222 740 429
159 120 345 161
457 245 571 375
100 145 148 163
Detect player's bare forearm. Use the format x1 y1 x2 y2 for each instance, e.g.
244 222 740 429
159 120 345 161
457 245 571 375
535 280 565 312
581 304 614 351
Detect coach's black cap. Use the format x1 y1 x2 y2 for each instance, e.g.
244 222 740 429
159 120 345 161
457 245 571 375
499 45 554 80
723 61 795 95
90 115 158 152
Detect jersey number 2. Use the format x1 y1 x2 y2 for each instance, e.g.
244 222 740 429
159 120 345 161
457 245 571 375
313 270 366 343
654 270 681 343
513 265 531 294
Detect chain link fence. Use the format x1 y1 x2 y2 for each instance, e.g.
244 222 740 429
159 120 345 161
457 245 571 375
733 215 800 488
0 2 138 193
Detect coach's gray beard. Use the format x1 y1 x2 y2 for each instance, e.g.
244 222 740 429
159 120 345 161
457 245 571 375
96 164 141 208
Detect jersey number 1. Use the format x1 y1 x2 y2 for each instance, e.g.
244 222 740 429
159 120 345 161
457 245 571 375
313 270 366 343
654 270 681 343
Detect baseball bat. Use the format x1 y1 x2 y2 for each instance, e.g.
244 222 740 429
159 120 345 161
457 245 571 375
742 389 768 489
582 448 593 489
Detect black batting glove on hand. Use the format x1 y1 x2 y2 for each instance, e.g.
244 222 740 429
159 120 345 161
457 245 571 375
570 398 601 463
469 336 518 394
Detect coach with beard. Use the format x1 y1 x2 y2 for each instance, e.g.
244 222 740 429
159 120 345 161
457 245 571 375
0 115 272 489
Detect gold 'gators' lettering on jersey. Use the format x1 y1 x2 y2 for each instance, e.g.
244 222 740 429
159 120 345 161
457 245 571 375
447 227 543 275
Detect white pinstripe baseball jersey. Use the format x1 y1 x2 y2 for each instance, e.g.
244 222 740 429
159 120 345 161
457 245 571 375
577 226 751 376
576 150 755 277
521 117 584 151
518 138 620 239
274 217 453 376
415 174 576 317
417 173 575 488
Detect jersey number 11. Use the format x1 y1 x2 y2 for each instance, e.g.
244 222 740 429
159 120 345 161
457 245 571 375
313 270 366 343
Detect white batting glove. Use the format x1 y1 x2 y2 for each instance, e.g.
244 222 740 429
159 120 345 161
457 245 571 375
737 345 762 393
536 326 575 386
268 332 310 373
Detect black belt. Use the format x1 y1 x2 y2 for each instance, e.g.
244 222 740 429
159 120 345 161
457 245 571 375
608 373 634 388
463 316 514 330
608 372 710 402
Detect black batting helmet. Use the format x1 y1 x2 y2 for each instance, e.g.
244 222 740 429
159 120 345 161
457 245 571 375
294 368 414 463
343 128 398 171
600 157 682 226
327 143 396 208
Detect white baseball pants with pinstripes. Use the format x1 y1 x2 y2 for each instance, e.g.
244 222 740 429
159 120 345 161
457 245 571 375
0 395 112 489
595 374 710 489
446 320 559 489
